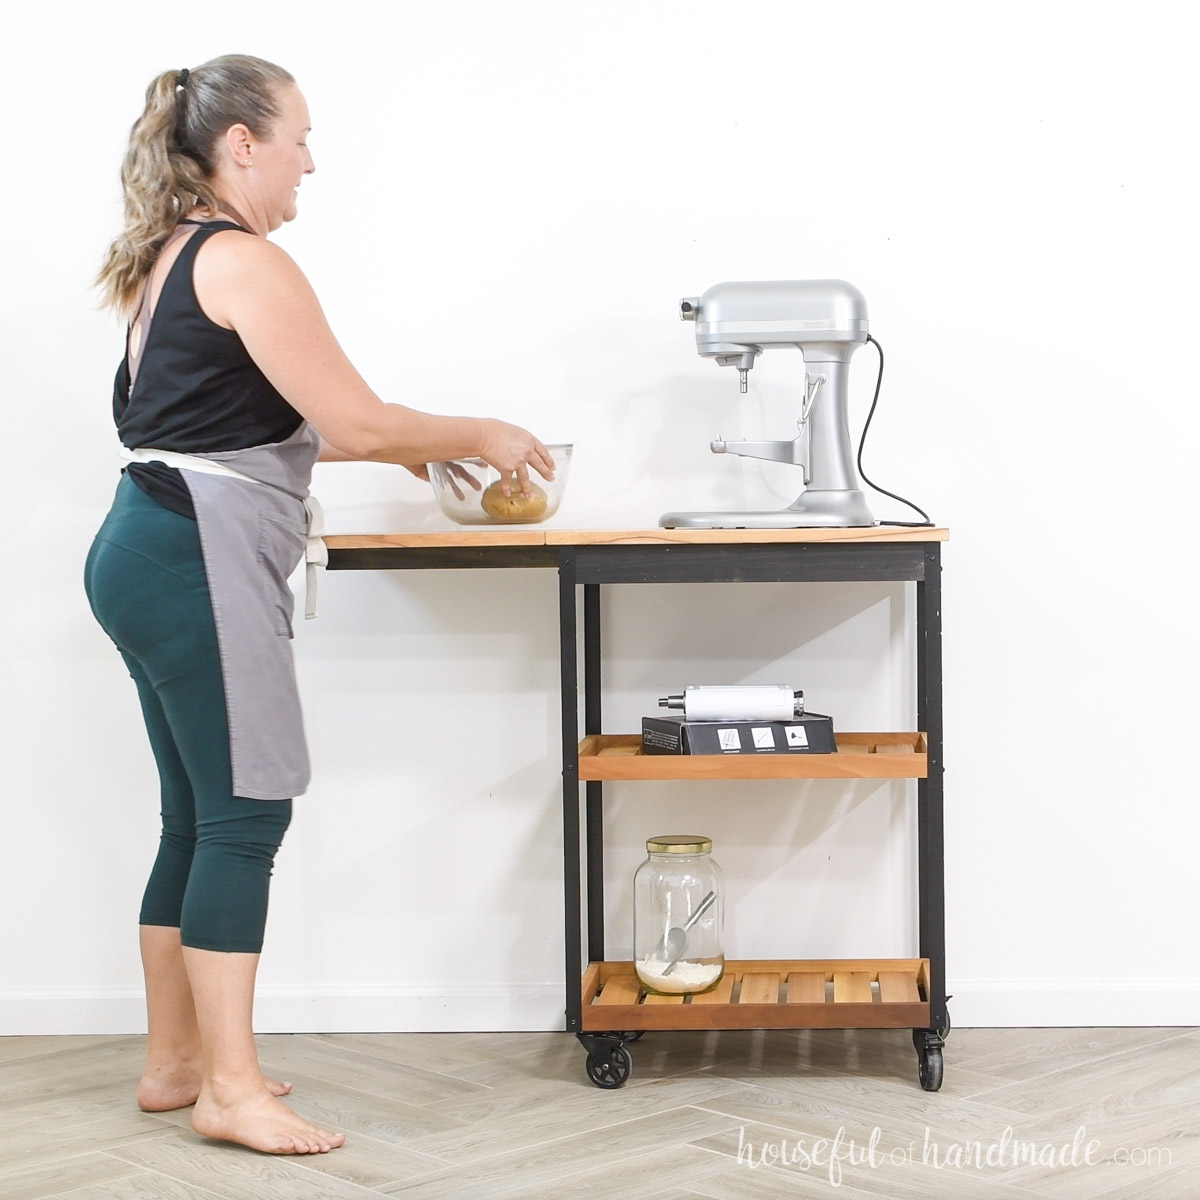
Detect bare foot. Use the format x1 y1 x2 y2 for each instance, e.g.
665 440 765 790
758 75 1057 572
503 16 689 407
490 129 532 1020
138 1065 292 1112
191 1086 344 1154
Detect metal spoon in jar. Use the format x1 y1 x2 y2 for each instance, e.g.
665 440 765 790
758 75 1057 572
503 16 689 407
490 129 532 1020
659 890 717 976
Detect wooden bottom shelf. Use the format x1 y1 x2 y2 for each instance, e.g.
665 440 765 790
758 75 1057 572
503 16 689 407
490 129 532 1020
581 959 930 1031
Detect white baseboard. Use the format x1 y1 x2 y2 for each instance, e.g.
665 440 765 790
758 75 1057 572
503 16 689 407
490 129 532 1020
0 985 565 1036
946 979 1200 1027
2 980 1197 1036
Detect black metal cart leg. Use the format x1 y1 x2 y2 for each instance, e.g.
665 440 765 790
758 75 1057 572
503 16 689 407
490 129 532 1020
916 544 949 1089
559 554 582 1033
583 584 605 963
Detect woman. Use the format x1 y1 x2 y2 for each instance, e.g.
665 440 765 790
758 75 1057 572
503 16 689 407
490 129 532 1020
87 54 554 1156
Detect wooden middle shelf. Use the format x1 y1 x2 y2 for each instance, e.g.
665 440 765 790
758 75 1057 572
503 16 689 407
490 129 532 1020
582 959 931 1031
577 733 928 780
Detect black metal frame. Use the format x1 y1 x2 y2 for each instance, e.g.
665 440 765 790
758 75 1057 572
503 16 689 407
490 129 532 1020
328 538 947 1042
555 541 945 1037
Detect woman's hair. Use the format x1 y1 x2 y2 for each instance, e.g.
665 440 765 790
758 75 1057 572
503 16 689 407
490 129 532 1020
96 54 295 317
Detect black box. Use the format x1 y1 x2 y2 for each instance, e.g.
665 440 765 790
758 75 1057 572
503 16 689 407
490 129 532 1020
642 712 836 755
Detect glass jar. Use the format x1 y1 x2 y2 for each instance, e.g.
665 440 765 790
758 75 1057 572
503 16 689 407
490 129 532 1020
634 835 724 995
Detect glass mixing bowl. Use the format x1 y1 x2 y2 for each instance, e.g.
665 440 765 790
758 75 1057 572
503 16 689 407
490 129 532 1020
428 443 572 525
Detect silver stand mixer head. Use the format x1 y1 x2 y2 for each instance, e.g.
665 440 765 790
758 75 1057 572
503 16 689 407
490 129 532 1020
661 280 876 530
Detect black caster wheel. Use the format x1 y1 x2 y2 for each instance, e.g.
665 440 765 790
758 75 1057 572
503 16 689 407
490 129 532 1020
913 1006 951 1052
918 1044 944 1091
585 1045 632 1089
623 1030 646 1042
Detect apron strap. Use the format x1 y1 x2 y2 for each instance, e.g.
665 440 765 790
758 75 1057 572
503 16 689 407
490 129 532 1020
303 495 328 621
120 445 253 480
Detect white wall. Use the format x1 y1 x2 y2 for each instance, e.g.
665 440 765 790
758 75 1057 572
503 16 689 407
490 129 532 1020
2 0 1196 1033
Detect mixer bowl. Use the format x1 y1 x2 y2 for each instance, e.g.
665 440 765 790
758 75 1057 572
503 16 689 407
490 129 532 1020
428 443 572 525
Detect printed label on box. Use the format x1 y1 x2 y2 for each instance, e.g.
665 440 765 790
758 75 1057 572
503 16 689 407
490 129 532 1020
785 725 810 748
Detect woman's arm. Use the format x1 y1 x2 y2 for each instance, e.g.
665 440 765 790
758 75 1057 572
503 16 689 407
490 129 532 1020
193 233 554 487
316 439 358 462
316 438 428 479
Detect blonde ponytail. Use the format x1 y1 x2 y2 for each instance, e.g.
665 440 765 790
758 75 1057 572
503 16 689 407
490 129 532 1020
96 55 295 318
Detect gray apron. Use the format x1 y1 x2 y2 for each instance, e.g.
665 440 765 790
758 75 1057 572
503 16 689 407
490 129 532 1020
122 427 323 800
121 218 324 800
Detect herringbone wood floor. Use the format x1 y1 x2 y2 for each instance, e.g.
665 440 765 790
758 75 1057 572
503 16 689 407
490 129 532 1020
1 1026 1196 1198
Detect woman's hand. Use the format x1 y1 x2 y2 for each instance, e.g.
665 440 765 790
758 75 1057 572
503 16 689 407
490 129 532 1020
478 419 556 496
430 460 482 501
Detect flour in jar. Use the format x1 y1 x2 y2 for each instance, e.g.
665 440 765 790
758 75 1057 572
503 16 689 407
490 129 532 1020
636 958 723 993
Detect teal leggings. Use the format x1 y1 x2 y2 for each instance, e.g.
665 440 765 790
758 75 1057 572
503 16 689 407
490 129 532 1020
84 475 292 953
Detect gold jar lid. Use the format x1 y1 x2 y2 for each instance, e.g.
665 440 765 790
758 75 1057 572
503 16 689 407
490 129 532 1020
646 835 712 855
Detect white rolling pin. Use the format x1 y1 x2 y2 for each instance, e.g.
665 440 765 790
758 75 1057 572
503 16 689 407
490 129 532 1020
658 685 804 722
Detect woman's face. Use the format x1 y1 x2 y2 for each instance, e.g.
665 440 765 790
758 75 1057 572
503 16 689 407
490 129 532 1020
249 85 315 230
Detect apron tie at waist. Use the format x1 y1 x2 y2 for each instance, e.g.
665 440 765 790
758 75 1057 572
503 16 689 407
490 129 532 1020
119 445 325 619
303 495 327 621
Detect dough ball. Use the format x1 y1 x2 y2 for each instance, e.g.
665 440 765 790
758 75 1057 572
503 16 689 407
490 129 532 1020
480 479 548 521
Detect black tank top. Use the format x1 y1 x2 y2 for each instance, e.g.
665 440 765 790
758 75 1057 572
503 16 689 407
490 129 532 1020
114 219 304 517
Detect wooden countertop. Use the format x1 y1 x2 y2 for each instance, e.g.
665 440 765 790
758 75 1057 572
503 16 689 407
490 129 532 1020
323 527 949 551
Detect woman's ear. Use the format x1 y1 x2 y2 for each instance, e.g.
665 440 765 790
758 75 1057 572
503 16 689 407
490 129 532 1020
222 122 254 167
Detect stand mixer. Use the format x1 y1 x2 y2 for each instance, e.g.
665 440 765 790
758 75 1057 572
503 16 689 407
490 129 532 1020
660 279 877 529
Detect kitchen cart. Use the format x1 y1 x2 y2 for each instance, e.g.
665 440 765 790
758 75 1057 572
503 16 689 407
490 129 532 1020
324 526 950 1091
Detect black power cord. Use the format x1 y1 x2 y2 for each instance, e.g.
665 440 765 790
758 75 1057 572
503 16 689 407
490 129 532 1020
857 334 933 527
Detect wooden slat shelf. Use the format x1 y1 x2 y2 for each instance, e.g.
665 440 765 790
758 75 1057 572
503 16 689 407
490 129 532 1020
577 733 927 780
581 959 931 1031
